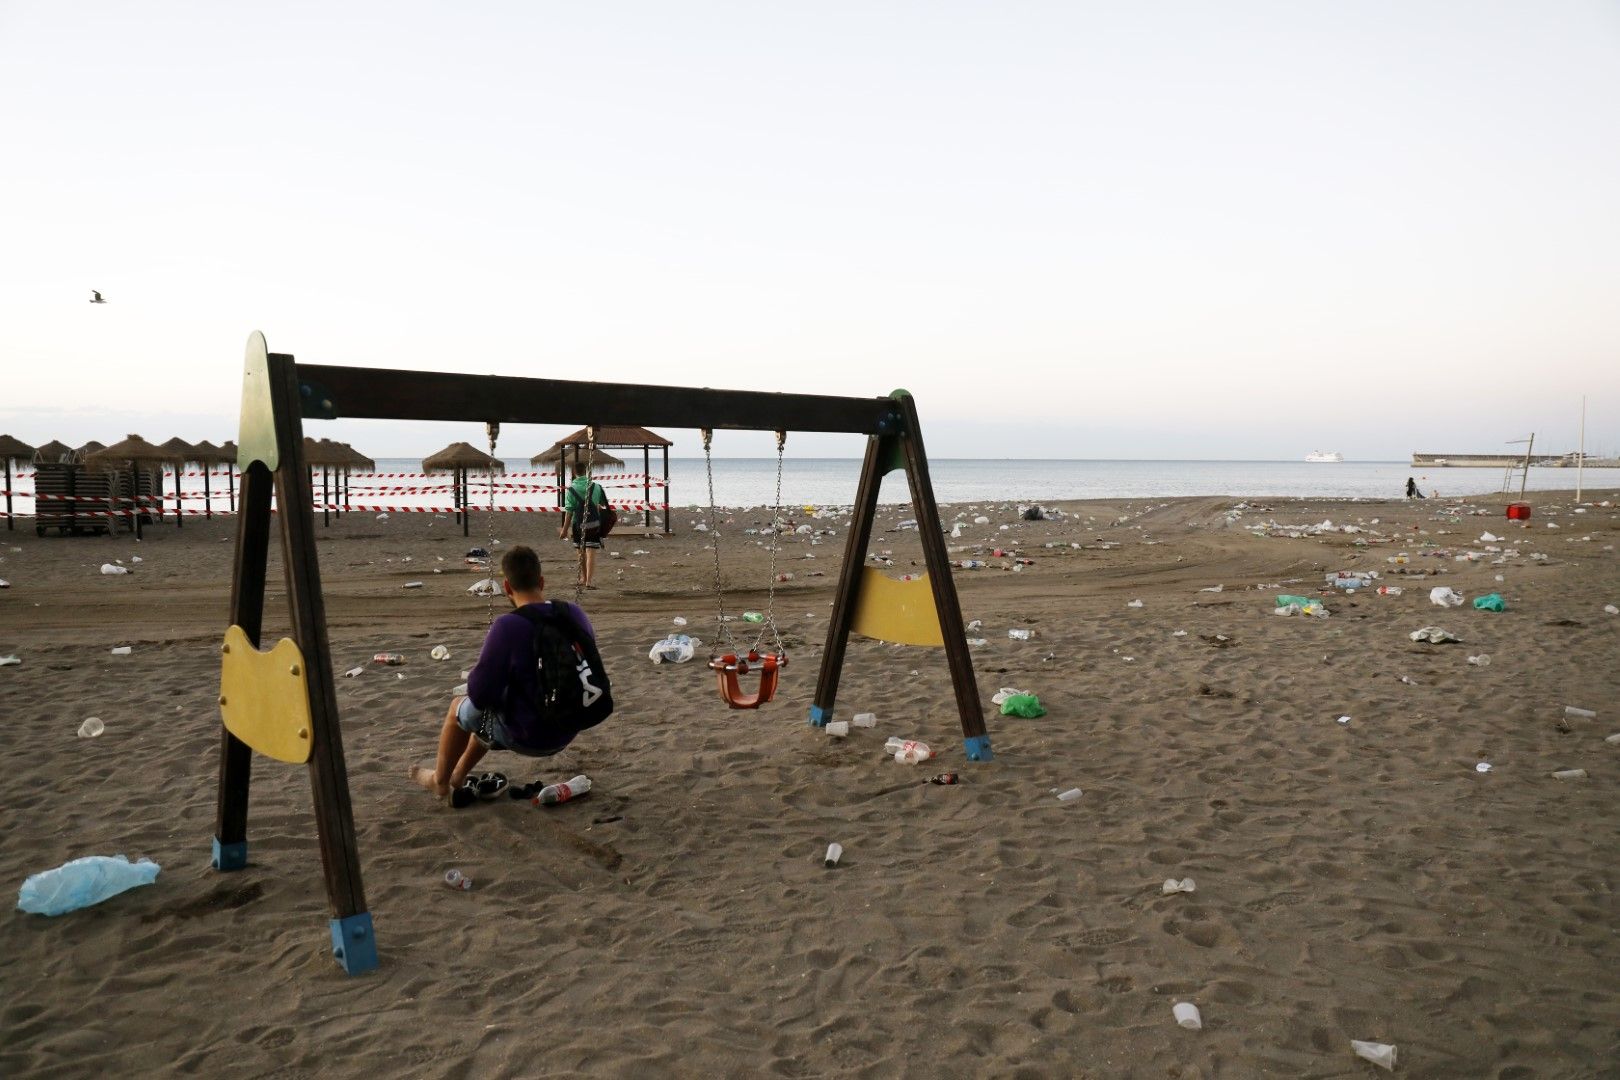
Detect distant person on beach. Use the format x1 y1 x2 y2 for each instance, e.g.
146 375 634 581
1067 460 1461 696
410 545 611 807
559 468 609 588
1405 477 1425 499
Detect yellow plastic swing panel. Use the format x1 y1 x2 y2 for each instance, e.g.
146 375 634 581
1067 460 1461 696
849 568 945 648
218 624 314 764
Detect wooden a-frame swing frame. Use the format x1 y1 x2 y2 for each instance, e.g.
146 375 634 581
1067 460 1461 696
214 332 991 975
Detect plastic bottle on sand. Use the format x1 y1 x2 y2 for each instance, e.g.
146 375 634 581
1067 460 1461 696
443 869 473 891
534 775 592 805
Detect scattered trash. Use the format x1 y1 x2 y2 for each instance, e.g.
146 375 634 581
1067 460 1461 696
824 843 843 868
1274 595 1328 617
1007 628 1033 641
430 645 451 661
1472 593 1506 612
443 869 473 891
1429 587 1465 607
1467 654 1491 666
373 653 406 665
1552 768 1587 780
0 655 19 667
77 717 105 738
468 578 500 596
1000 694 1046 718
885 738 934 764
1377 585 1403 596
1350 1040 1397 1071
852 712 877 728
342 666 364 678
465 547 489 559
0 579 9 588
1480 531 1500 542
1172 1003 1202 1031
1409 626 1461 644
17 855 160 916
1055 787 1082 803
1606 605 1619 615
741 612 765 624
99 564 129 576
375 512 389 520
648 634 699 664
1199 585 1223 593
672 616 687 626
1606 734 1620 745
1336 715 1351 725
1127 599 1144 608
928 773 959 785
109 646 131 656
1162 877 1196 894
1564 705 1596 719
973 516 989 525
403 581 424 589
1476 762 1492 773
991 687 1029 705
826 721 850 738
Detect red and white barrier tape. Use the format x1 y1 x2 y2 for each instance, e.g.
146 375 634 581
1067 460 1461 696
316 502 669 514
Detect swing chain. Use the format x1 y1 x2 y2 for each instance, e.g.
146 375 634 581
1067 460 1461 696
485 421 500 627
702 428 736 654
758 430 786 655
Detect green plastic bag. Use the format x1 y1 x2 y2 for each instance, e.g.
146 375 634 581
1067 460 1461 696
1000 694 1046 718
1274 595 1314 608
1472 593 1506 612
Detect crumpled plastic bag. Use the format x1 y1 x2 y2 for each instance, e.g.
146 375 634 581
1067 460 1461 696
1429 587 1465 607
1409 626 1461 644
1472 593 1506 612
999 694 1046 718
17 855 160 916
467 578 500 597
648 634 701 664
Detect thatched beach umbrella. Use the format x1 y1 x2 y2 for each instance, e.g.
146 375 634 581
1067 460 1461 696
0 434 35 532
339 443 375 470
75 440 106 460
85 434 184 537
424 442 504 538
531 445 625 469
33 440 74 464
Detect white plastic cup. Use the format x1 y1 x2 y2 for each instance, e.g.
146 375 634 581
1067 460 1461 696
1351 1040 1396 1071
1173 1002 1202 1030
825 721 850 738
110 646 131 656
824 843 843 868
1552 769 1587 780
77 717 105 738
1467 654 1491 667
851 712 876 728
1564 705 1596 719
1055 788 1082 803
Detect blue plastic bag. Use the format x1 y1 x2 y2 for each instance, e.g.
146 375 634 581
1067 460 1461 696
17 855 160 916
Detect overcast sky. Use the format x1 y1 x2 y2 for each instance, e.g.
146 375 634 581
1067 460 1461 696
2 2 1617 459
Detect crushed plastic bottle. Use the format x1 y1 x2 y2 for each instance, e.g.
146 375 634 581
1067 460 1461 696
534 774 592 805
430 645 451 661
17 855 160 915
373 653 405 666
99 563 129 576
442 868 473 891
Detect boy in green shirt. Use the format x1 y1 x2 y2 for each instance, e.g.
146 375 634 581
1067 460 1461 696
559 469 607 588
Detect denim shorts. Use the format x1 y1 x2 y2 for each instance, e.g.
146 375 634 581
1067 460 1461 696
455 695 510 750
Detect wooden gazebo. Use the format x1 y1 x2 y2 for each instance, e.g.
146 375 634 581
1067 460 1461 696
540 425 672 534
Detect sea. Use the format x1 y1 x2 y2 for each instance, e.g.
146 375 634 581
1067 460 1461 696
13 459 1617 519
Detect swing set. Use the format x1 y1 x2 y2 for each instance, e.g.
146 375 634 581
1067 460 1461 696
213 332 991 975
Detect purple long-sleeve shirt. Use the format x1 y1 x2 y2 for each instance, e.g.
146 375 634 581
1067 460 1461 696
467 601 595 740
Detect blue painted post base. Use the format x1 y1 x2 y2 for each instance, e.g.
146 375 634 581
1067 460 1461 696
963 735 994 762
212 837 248 871
330 913 379 975
808 704 832 728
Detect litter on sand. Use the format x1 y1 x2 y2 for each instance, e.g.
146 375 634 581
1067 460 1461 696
1162 877 1196 894
1351 1040 1397 1071
1409 626 1461 644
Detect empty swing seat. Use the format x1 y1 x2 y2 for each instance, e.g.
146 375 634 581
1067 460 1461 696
709 651 787 709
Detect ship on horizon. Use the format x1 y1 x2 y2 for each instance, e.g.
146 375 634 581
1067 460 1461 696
1304 450 1344 463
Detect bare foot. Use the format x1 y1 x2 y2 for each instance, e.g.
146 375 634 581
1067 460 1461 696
409 764 449 799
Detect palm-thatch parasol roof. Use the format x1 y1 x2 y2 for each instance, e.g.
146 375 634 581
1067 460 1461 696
301 438 355 468
160 437 201 463
531 446 625 469
549 425 673 448
188 440 234 466
0 435 36 464
338 443 375 470
84 434 182 466
33 440 74 464
76 440 107 457
422 442 504 473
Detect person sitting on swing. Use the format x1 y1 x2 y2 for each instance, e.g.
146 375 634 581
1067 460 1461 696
559 467 609 589
410 545 612 807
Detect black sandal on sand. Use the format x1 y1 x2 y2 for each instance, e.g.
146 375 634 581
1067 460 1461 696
472 772 508 800
450 782 478 810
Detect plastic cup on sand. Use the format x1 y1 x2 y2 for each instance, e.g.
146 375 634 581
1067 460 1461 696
78 717 105 738
1172 1002 1202 1030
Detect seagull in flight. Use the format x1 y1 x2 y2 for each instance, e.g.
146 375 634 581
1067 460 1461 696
90 290 107 304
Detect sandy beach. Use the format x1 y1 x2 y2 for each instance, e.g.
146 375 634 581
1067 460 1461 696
1 489 1616 1078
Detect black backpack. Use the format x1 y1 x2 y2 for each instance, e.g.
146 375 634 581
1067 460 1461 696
513 604 613 743
581 482 618 539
